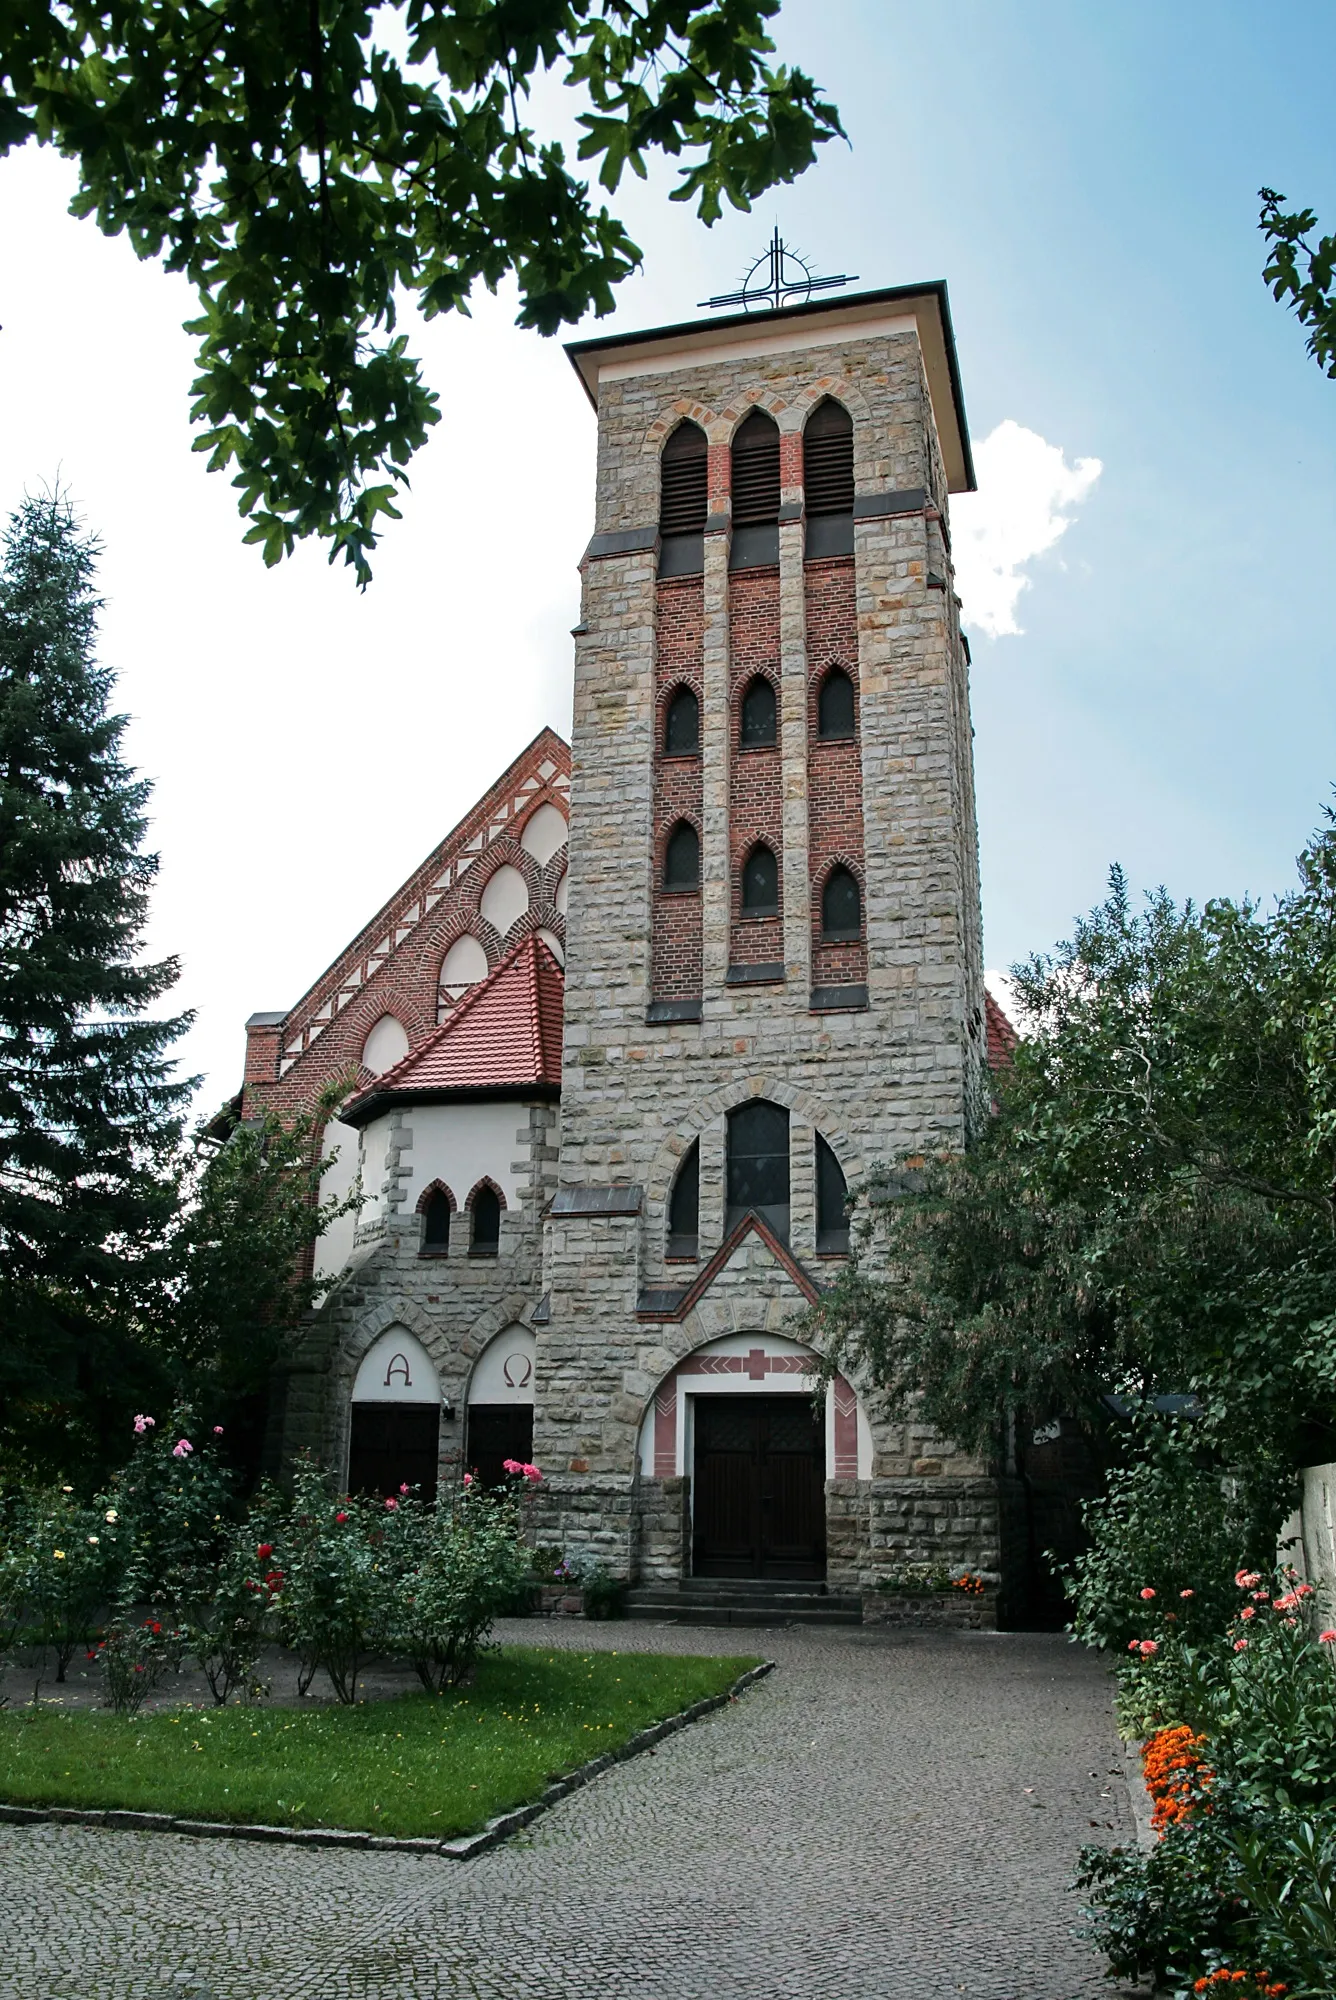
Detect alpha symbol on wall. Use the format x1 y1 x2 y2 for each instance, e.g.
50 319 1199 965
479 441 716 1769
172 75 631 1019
699 227 858 315
384 1352 413 1388
503 1352 533 1389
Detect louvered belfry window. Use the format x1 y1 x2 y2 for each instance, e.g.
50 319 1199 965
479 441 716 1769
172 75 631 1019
731 409 780 528
804 398 854 559
659 421 707 576
730 408 780 570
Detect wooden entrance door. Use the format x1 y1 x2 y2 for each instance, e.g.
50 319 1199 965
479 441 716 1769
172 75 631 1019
692 1395 826 1578
348 1404 440 1502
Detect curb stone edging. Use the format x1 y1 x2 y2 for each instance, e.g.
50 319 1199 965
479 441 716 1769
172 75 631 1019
1123 1738 1155 1853
0 1660 776 1862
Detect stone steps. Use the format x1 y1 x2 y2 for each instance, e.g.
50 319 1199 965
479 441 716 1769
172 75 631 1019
625 1581 864 1628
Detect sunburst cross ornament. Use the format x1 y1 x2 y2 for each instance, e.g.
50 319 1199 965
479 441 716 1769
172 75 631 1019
699 228 858 314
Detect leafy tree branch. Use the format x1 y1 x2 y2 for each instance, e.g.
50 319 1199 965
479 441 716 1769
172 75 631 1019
1 2 843 584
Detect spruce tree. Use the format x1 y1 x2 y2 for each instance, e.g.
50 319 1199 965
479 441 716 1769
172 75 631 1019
0 491 193 1472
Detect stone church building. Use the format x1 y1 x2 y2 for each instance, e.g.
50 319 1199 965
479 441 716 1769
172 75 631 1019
238 279 1020 1611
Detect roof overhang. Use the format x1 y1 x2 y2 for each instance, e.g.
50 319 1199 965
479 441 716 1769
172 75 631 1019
341 1081 560 1130
565 281 975 494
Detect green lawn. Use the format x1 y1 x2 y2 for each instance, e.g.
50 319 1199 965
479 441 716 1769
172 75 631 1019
0 1647 755 1839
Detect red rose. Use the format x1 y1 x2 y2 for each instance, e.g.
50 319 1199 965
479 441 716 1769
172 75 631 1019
256 1542 274 1560
335 1511 349 1524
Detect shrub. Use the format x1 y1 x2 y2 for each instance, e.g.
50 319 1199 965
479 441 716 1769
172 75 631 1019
94 1616 184 1715
103 1412 236 1627
7 1487 112 1683
276 1464 398 1702
190 1501 287 1706
393 1483 532 1691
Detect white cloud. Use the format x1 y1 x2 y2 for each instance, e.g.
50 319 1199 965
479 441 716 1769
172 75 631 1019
952 420 1102 638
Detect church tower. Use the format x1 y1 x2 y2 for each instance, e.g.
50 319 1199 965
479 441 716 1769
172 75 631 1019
537 280 996 1598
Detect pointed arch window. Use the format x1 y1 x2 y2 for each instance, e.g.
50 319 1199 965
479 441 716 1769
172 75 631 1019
468 1183 503 1257
817 667 856 741
667 1141 700 1260
663 820 700 893
739 675 777 749
420 1186 452 1256
804 398 854 559
816 1135 850 1253
664 685 700 756
730 408 780 570
821 865 862 941
741 843 779 917
659 420 707 577
727 1099 790 1240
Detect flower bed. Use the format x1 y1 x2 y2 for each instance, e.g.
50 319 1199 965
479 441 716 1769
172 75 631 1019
862 1563 996 1628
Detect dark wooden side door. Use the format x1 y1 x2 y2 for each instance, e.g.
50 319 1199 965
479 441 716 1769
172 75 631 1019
348 1404 440 1502
465 1404 535 1491
692 1395 826 1579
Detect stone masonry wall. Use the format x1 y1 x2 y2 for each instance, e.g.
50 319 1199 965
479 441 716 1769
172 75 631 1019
544 317 991 1585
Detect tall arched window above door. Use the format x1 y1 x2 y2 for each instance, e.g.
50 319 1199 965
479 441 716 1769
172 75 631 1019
726 1099 790 1240
659 420 707 577
816 1136 850 1253
730 409 780 570
804 398 854 558
667 1140 699 1260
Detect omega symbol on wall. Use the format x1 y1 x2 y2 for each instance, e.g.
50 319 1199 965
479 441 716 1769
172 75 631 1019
502 1351 533 1389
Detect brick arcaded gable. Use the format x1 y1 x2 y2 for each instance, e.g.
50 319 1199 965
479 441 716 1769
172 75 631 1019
241 727 570 1125
805 556 868 994
652 575 704 1002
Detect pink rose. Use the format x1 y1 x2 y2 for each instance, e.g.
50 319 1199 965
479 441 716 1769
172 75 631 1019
1235 1569 1261 1590
1137 1640 1158 1657
1127 1639 1140 1653
212 1425 224 1435
1234 1638 1249 1651
462 1474 473 1488
522 1463 542 1484
1139 1587 1156 1601
172 1439 193 1458
1319 1629 1336 1644
133 1414 155 1434
385 1497 398 1511
1240 1605 1256 1621
1180 1589 1194 1599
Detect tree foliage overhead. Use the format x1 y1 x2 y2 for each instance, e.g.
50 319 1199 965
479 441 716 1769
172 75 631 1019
1 2 843 583
1259 188 1336 380
802 825 1336 1485
0 490 192 1462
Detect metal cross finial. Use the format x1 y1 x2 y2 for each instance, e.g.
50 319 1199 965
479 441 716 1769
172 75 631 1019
699 227 858 315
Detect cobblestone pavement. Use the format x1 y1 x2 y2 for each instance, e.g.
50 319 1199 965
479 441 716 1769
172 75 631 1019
1 1622 1139 2000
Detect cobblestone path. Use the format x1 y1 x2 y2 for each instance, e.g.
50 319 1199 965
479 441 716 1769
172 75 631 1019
1 1624 1138 2000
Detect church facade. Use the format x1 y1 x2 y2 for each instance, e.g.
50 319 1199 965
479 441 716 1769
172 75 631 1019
239 281 1013 1608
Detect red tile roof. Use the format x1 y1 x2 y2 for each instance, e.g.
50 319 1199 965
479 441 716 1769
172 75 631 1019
985 988 1019 1071
345 936 563 1120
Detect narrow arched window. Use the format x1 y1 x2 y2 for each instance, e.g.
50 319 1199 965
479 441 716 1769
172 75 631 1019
421 1188 451 1255
739 675 777 748
741 843 779 916
667 1141 699 1259
664 686 699 756
470 1184 502 1256
816 1135 850 1253
818 668 856 740
730 409 780 569
727 1099 790 1239
659 421 707 577
663 820 700 892
822 866 861 940
804 398 854 559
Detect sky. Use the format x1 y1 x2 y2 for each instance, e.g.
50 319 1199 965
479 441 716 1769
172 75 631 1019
1 0 1334 1108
